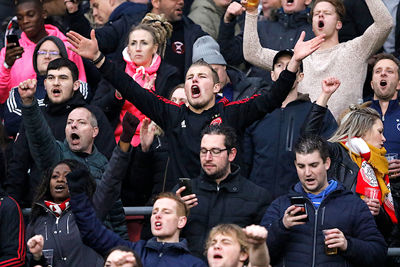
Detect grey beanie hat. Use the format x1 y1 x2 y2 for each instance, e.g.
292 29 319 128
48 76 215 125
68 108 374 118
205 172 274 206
192 35 227 65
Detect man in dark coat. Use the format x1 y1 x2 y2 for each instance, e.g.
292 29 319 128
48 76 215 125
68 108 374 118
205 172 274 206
67 27 324 188
176 125 271 259
261 135 387 267
5 58 115 207
243 49 337 199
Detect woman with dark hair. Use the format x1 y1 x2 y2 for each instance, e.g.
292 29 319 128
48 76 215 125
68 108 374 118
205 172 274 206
26 159 104 267
26 114 139 267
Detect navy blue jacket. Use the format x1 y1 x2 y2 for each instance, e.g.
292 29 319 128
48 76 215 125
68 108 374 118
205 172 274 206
243 96 337 199
370 99 400 155
66 2 146 66
97 58 296 184
261 182 387 267
70 193 207 267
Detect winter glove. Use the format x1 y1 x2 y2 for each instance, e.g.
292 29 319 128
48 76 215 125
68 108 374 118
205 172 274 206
120 112 140 143
66 168 91 196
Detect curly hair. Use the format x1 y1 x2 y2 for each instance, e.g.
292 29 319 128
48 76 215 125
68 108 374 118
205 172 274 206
128 13 173 58
30 159 96 222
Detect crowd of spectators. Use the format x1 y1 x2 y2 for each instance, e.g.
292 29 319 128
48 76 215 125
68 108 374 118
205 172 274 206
0 0 400 266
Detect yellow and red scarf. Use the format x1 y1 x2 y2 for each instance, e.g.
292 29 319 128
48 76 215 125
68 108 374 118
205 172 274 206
341 138 397 223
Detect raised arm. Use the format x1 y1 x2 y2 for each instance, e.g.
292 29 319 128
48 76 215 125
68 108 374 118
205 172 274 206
66 30 180 130
244 225 270 267
19 79 62 171
92 113 140 220
352 0 393 60
242 0 277 70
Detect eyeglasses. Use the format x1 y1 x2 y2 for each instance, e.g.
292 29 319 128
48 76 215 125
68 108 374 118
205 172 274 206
200 148 228 157
37 50 60 57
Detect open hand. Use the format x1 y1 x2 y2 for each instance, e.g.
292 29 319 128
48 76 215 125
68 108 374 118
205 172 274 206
140 118 155 152
67 30 100 61
293 31 325 62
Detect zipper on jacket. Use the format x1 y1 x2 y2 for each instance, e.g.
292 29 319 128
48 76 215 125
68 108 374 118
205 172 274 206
216 185 220 191
67 213 71 234
312 209 318 267
44 221 48 240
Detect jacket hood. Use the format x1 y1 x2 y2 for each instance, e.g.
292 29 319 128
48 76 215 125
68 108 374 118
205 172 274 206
32 35 68 74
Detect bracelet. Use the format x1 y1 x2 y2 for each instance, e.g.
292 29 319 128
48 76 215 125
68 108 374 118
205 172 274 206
92 53 104 65
3 61 11 69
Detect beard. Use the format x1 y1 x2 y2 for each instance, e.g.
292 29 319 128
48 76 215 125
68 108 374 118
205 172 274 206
203 163 230 181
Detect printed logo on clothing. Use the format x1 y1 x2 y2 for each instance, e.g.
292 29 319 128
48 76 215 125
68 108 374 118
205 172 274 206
210 117 222 125
172 41 185 54
396 119 400 132
181 120 186 128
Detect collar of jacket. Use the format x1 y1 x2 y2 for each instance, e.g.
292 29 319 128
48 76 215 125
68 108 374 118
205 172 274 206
145 237 191 253
198 164 242 192
287 179 348 199
370 98 400 115
277 8 311 28
45 90 86 115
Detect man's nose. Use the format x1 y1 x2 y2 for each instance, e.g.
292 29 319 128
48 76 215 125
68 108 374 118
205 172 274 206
205 151 213 160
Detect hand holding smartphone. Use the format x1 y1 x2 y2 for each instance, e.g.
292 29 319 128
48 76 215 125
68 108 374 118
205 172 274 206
289 196 309 222
178 178 192 197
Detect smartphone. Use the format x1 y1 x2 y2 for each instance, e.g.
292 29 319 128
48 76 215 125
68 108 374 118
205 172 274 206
6 34 20 47
290 196 309 222
178 178 192 197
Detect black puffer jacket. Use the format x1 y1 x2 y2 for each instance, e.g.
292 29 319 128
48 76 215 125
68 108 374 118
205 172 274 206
180 165 271 258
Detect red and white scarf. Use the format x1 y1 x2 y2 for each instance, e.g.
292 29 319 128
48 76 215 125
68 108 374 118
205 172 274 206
341 137 397 223
44 198 70 217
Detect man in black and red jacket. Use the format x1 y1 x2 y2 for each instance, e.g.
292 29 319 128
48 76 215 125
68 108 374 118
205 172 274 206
0 187 25 266
67 28 324 183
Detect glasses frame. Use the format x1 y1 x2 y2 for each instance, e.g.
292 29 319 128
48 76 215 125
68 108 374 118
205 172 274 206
200 147 228 157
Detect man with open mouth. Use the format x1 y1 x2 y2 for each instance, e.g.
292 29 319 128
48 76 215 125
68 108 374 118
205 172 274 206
243 0 393 119
261 135 387 267
364 53 400 180
17 58 129 239
67 190 208 266
67 25 322 188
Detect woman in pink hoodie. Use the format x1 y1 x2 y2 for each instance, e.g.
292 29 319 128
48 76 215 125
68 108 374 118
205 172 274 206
0 0 86 103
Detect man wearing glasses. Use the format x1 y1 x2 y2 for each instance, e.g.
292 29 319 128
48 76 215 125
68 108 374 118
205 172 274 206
175 124 271 259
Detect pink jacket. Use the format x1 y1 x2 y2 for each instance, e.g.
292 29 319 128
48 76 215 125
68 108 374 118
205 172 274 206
0 24 86 103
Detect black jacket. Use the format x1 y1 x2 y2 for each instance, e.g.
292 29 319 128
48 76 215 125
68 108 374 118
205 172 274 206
180 165 271 258
0 189 25 266
66 2 145 66
5 92 115 207
243 96 337 199
262 182 387 267
98 58 296 185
